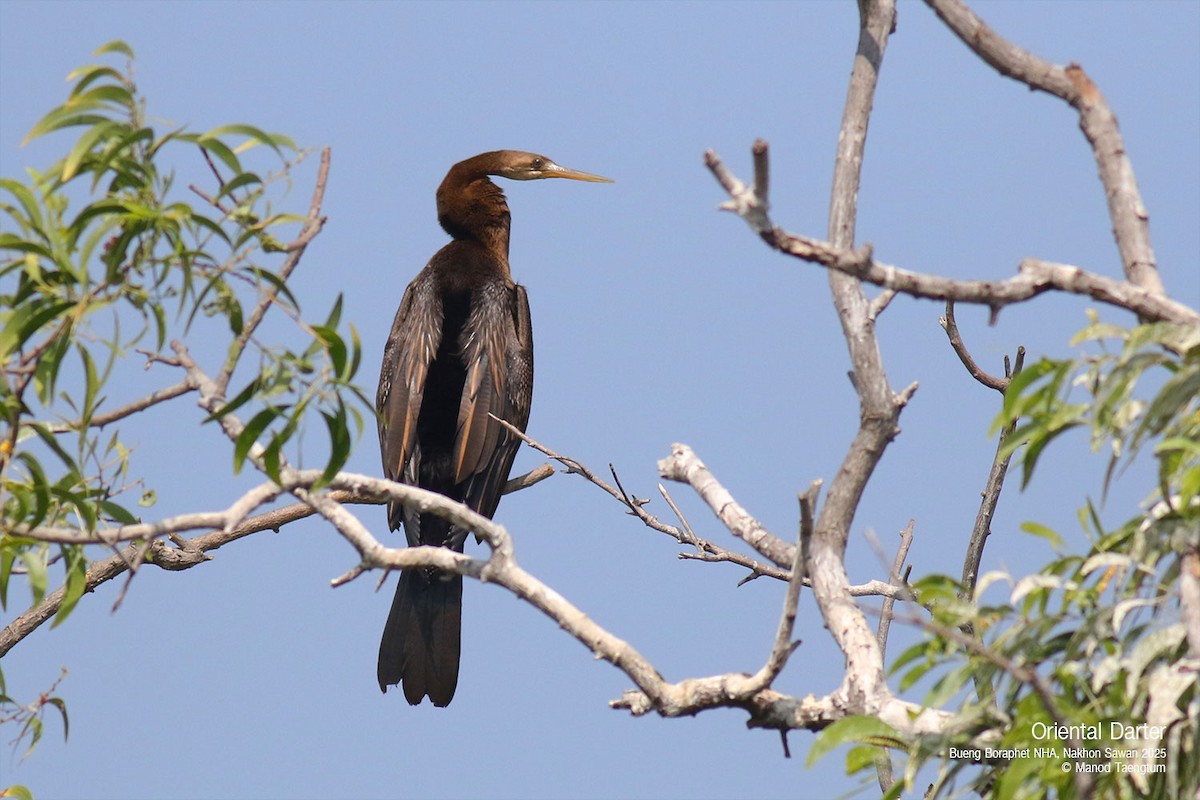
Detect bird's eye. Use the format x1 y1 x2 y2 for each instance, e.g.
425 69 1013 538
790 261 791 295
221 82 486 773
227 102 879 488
531 157 544 169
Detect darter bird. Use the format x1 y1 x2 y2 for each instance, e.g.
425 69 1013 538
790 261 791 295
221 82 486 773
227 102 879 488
376 150 611 706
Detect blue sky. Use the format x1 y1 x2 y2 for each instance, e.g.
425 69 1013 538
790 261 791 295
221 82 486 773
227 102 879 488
1 1 1197 798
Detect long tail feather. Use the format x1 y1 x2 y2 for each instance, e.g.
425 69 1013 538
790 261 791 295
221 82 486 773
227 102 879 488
377 568 463 707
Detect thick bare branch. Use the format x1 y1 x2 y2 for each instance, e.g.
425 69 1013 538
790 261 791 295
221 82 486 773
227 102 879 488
703 0 911 718
658 443 793 568
0 463 551 655
494 418 801 584
704 146 1197 325
767 228 1196 325
808 0 901 713
924 0 1162 296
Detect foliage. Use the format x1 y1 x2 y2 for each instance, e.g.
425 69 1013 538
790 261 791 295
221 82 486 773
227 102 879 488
0 41 365 771
814 318 1200 798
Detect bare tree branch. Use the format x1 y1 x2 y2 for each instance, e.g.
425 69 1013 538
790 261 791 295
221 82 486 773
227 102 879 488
38 379 196 434
704 0 917 721
940 301 1015 393
876 520 914 660
960 365 1024 599
0 461 555 657
703 210 1199 325
924 0 1163 297
738 480 820 698
494 418 807 586
658 443 794 569
873 520 911 798
807 0 902 714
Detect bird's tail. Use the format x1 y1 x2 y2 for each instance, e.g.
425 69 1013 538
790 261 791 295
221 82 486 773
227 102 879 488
377 567 463 706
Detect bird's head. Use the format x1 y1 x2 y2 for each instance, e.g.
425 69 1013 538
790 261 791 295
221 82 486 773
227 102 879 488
487 150 613 183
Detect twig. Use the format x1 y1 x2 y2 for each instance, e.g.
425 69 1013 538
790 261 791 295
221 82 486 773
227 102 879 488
739 481 820 697
960 349 1024 597
213 146 331 396
876 522 915 659
939 301 1012 393
37 379 197 434
874 523 910 800
188 182 232 216
492 418 799 584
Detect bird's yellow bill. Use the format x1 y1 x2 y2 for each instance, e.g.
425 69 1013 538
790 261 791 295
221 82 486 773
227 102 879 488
545 163 613 183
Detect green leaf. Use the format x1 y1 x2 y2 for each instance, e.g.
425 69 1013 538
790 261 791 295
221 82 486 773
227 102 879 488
188 211 233 247
0 784 36 800
233 406 283 473
67 197 133 237
0 178 47 232
64 64 124 94
77 345 99 426
245 266 298 313
806 715 902 768
93 39 135 59
18 550 48 606
888 640 931 676
61 120 128 182
1019 419 1083 487
0 548 14 610
925 664 973 707
996 358 1059 430
186 135 241 175
204 376 263 424
214 171 262 203
898 653 941 693
0 234 53 259
845 744 888 775
1018 521 1065 549
312 325 347 378
46 695 69 743
98 500 138 526
20 716 43 759
318 403 351 487
0 299 74 361
203 124 297 158
346 323 362 381
1136 365 1200 446
22 108 112 146
53 84 135 116
51 546 87 628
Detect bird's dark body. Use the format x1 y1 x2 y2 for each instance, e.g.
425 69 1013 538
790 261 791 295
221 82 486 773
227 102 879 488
376 151 608 706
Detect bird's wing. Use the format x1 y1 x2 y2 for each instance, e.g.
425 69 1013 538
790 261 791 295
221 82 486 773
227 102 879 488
377 272 443 532
455 282 534 519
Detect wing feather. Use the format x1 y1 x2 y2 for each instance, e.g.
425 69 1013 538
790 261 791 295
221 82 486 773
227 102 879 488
377 272 443 532
458 283 534 519
452 282 511 484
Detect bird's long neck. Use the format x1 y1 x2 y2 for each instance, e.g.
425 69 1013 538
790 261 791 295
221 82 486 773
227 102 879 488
436 162 512 266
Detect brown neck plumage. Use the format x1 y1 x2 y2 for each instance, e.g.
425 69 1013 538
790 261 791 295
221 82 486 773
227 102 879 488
436 154 512 263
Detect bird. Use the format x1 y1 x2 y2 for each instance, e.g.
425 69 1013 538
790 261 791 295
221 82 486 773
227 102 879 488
376 150 611 706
